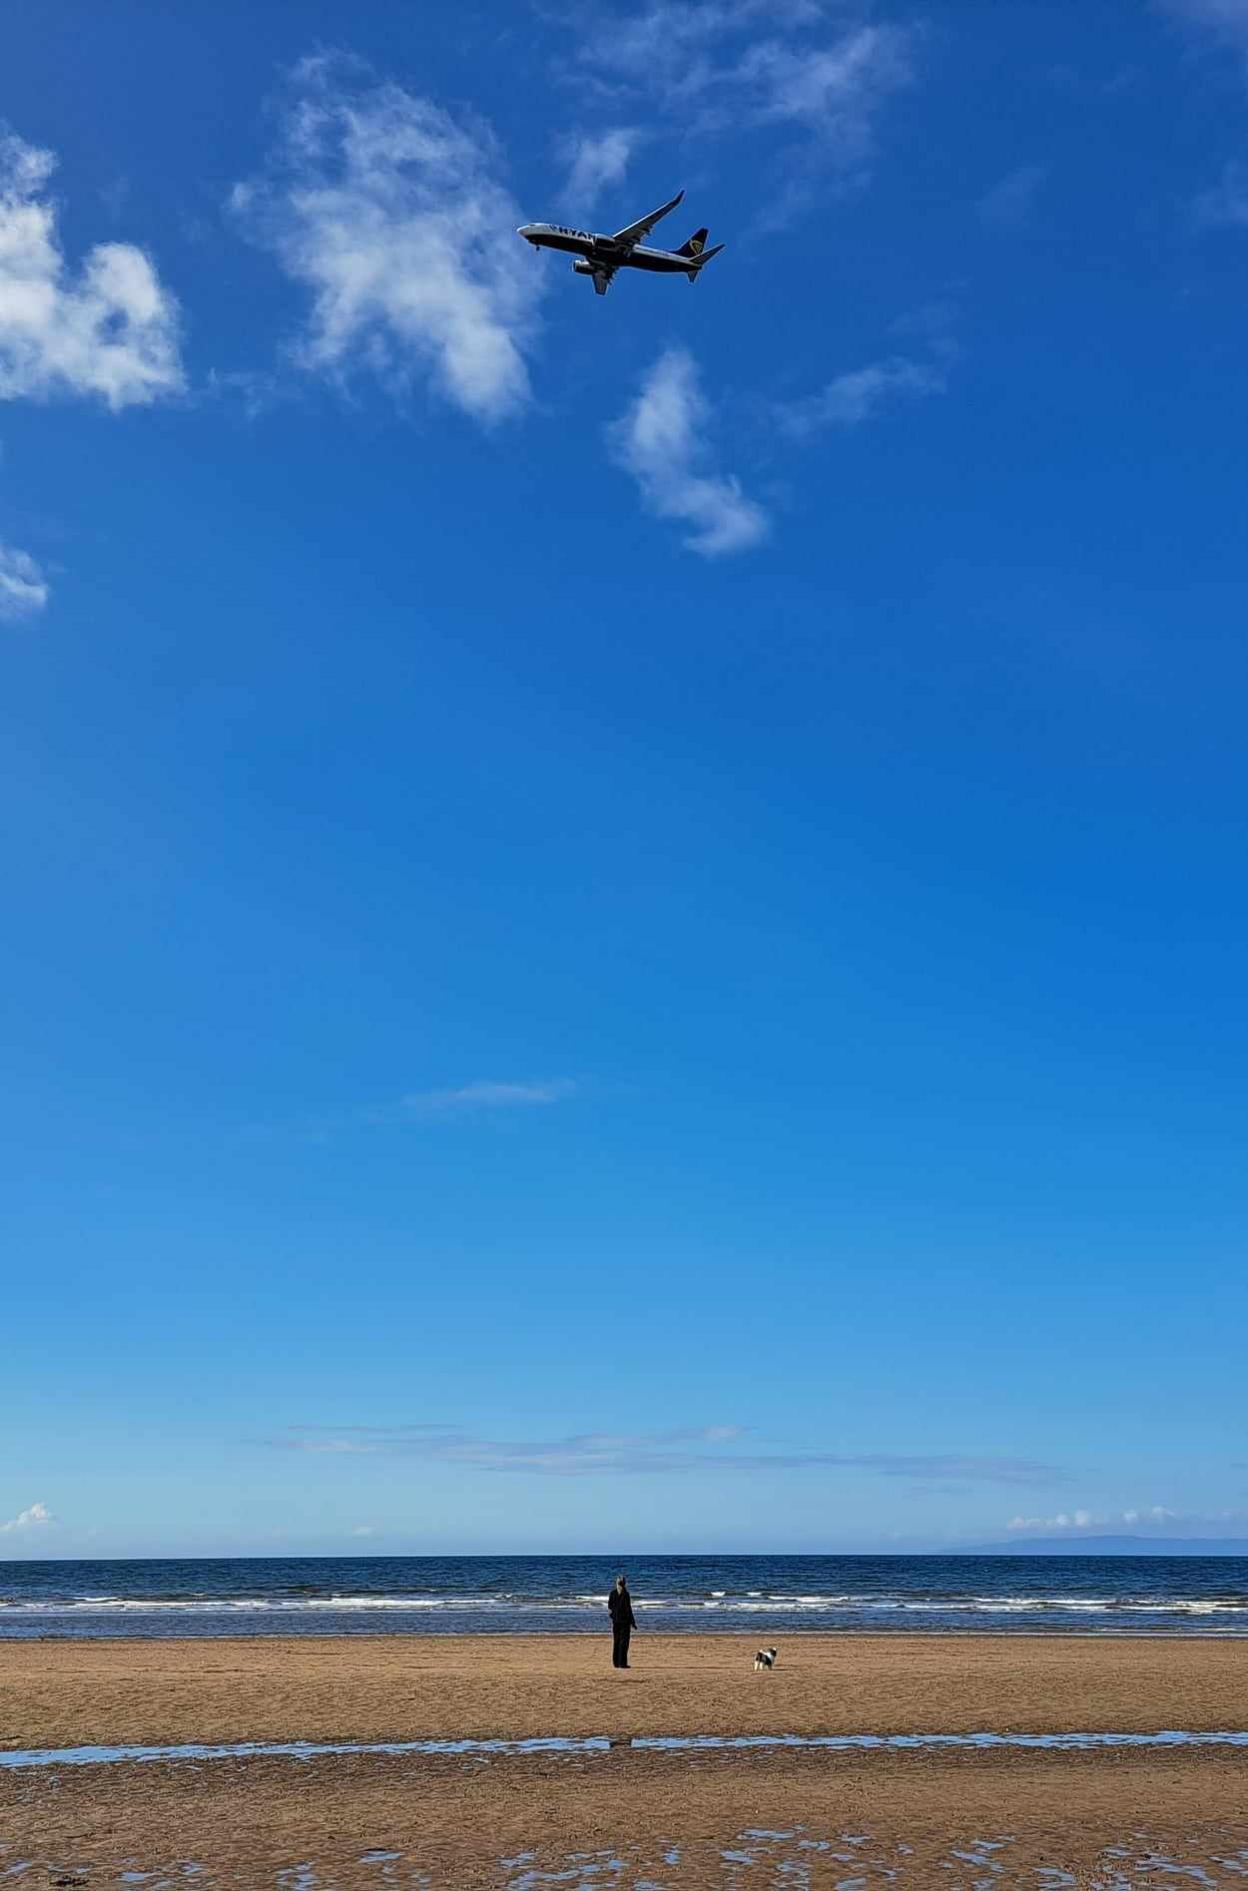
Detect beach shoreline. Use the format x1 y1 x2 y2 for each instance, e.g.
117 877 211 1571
5 1635 1247 1883
6 1551 1246 1643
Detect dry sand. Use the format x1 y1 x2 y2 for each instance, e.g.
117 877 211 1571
4 1631 1248 1747
3 1635 1247 1885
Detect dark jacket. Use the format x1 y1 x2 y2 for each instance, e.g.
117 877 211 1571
608 1586 636 1630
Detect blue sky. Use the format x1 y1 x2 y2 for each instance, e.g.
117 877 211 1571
3 0 1247 1558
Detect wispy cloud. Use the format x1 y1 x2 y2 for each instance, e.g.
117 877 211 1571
730 26 915 151
576 0 821 82
978 162 1048 231
1158 6 1248 223
0 130 182 409
0 541 48 620
609 347 768 557
559 127 643 210
890 298 960 362
403 1078 577 1114
777 355 945 436
277 1424 1063 1484
574 5 916 181
1196 157 1248 225
1160 0 1248 53
0 1500 54 1533
204 366 292 421
231 55 541 424
236 1080 578 1146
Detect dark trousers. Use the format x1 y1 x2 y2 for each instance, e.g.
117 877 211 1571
612 1623 631 1668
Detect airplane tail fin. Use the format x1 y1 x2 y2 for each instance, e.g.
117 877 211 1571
686 240 724 282
676 227 709 258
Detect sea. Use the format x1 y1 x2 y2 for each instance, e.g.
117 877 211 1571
2 1553 1246 1640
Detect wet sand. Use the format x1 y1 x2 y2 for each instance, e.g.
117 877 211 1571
5 1744 1248 1885
3 1637 1247 1884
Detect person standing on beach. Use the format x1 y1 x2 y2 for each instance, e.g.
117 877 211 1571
608 1573 636 1669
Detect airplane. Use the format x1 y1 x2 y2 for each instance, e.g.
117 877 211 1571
516 188 724 296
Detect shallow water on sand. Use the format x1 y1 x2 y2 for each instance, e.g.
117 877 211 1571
7 1828 1248 1886
5 1730 1248 1768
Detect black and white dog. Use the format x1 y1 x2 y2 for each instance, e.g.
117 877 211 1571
753 1646 778 1671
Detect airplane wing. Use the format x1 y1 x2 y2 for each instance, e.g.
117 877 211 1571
610 188 684 250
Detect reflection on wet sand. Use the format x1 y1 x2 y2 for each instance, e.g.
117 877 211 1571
8 1827 1248 1887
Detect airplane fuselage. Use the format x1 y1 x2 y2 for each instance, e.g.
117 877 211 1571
518 223 695 275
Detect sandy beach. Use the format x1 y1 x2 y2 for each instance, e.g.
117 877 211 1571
4 1631 1248 1748
3 1635 1247 1884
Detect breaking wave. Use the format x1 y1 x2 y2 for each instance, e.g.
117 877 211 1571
3 1591 1247 1618
4 1554 1247 1639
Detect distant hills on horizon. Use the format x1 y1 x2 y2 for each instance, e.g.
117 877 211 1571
964 1534 1248 1556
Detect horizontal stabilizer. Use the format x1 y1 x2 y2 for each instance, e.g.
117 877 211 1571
686 241 724 282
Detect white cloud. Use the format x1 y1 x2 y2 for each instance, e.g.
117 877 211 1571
404 1079 577 1113
609 348 768 557
560 127 642 210
1007 1509 1096 1532
778 355 945 435
0 541 48 619
1007 1506 1180 1533
231 56 540 424
978 162 1048 230
0 132 182 410
0 1499 54 1533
